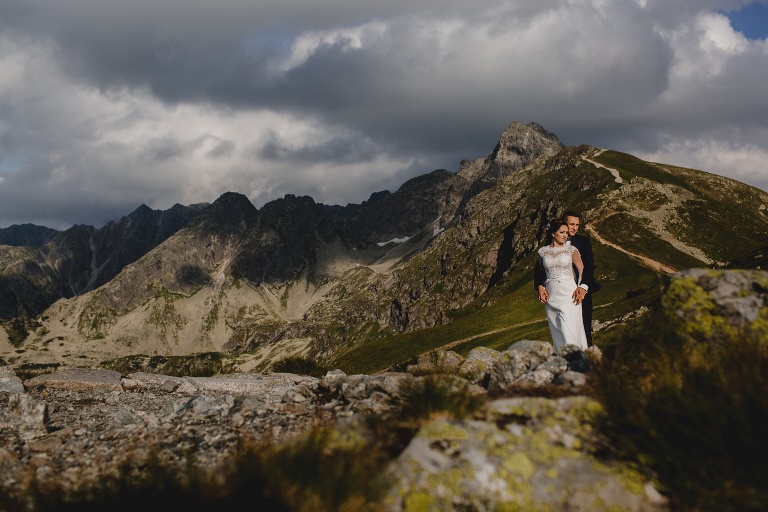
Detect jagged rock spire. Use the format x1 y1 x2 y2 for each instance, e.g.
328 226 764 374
487 121 564 175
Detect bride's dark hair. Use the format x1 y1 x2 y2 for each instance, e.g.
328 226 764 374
547 218 567 235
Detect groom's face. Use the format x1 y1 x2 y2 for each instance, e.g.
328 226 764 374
565 216 580 237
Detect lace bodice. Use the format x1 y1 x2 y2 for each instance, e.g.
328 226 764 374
538 242 580 283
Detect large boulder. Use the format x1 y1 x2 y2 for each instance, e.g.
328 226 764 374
661 269 768 342
385 396 667 511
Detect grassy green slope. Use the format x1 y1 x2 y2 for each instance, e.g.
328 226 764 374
331 241 661 374
331 147 764 374
594 151 768 265
593 151 691 190
592 213 706 271
660 164 768 264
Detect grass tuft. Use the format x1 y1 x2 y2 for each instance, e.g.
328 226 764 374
3 427 390 512
100 352 226 377
270 355 328 377
594 309 768 511
395 374 484 422
14 362 61 380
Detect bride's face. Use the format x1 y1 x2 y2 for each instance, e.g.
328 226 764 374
552 225 569 245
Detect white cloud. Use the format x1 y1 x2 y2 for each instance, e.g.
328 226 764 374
638 136 768 192
0 0 767 229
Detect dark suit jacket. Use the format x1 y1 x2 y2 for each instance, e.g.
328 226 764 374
534 233 598 292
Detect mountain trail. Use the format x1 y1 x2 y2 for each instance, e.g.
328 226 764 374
417 318 545 357
583 149 622 184
586 225 676 274
417 298 624 358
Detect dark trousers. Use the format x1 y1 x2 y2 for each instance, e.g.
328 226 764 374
582 293 593 347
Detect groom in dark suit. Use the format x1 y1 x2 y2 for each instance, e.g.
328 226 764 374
534 210 598 346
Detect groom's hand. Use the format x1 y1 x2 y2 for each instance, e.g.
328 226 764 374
572 287 586 304
538 285 549 303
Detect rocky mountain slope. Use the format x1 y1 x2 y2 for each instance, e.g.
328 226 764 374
2 122 767 373
0 224 59 248
0 203 206 320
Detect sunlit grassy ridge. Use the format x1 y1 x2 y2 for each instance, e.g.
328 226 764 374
593 213 706 271
593 150 692 190
331 243 661 374
594 151 768 265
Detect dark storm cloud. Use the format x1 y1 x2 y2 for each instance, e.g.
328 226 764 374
257 128 381 165
0 0 767 229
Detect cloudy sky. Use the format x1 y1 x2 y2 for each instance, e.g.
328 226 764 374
0 0 767 229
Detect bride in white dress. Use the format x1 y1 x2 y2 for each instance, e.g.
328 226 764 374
536 219 589 350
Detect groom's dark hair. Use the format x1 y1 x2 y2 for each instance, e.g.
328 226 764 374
562 210 580 219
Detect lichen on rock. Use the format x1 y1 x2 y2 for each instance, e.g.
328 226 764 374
386 397 665 511
662 269 768 342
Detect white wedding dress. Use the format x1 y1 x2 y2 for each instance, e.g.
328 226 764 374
538 242 588 350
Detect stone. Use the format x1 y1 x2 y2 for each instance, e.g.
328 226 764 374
0 339 671 510
513 368 555 387
386 397 666 511
488 340 553 393
24 368 123 392
555 371 588 388
408 350 465 375
458 346 500 386
535 356 569 375
662 269 768 341
0 366 25 394
8 394 49 440
120 378 142 391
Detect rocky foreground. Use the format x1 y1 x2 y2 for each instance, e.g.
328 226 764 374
0 340 668 511
2 267 765 510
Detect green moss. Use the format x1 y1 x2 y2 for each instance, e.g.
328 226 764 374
661 276 731 340
502 452 536 478
668 195 768 264
623 187 669 211
271 355 327 377
2 318 30 347
750 306 768 337
147 289 187 344
403 492 437 512
425 468 463 494
421 422 468 441
77 300 119 340
14 362 61 380
280 282 292 309
594 300 768 511
101 352 227 377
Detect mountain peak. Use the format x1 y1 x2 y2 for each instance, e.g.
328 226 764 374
188 192 258 234
457 122 564 182
490 121 563 169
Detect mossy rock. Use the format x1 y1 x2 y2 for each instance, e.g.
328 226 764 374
386 397 666 511
661 269 768 343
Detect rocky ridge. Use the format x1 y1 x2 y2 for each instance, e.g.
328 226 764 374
3 122 768 376
0 203 206 320
0 340 666 511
